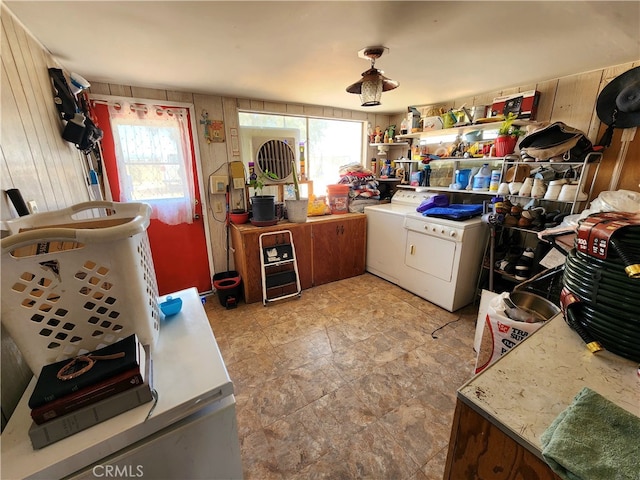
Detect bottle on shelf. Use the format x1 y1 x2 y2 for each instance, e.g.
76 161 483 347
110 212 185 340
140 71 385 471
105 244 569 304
411 144 421 161
299 143 306 180
472 163 491 191
421 164 431 187
489 169 501 192
380 159 392 177
400 117 409 135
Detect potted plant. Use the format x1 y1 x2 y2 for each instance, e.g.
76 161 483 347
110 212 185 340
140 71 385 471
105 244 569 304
249 169 278 223
285 160 308 223
494 113 524 157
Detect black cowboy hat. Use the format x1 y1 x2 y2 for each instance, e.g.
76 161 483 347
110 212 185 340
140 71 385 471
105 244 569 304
596 66 640 129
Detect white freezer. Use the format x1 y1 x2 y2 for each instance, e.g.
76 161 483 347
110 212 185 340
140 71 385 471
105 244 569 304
1 287 242 480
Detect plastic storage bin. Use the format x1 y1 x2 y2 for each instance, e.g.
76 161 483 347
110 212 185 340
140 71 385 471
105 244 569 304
1 201 160 374
327 184 350 214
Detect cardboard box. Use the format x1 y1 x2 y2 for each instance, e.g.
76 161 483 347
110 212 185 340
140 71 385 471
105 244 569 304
491 90 540 120
421 116 443 131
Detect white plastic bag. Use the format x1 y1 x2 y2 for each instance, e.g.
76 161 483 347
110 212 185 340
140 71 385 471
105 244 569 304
474 292 546 374
580 190 640 219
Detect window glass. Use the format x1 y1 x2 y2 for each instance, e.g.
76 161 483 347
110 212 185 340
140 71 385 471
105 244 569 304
116 124 185 200
238 112 364 195
108 103 195 225
308 118 363 194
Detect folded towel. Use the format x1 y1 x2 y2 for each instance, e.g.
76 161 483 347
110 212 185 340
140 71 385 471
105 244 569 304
422 203 483 220
541 387 640 480
416 194 449 213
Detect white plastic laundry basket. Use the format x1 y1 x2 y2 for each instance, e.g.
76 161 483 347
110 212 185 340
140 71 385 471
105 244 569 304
1 201 160 374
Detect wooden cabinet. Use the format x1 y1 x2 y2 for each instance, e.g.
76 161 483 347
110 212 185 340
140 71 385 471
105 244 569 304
230 222 312 304
444 399 562 480
230 214 366 304
311 215 367 286
447 315 637 480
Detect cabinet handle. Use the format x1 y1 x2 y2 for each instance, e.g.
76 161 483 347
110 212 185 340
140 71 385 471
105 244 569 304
410 244 415 255
340 225 344 234
336 225 340 235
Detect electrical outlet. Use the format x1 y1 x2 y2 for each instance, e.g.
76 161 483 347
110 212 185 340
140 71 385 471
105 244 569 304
215 201 223 213
27 200 38 214
209 175 228 194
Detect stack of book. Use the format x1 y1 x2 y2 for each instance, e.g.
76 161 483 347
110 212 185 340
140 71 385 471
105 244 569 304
28 334 154 449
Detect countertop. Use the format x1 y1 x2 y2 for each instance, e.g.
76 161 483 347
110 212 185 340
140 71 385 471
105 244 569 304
231 212 365 232
458 314 638 459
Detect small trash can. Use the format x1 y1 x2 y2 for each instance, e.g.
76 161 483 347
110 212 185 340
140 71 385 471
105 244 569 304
213 271 242 309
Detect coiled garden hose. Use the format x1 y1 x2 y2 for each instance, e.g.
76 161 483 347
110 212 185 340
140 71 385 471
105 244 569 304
561 226 640 362
563 302 602 354
609 237 640 278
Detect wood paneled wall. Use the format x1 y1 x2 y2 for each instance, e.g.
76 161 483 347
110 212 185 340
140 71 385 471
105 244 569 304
1 10 90 219
1 7 95 430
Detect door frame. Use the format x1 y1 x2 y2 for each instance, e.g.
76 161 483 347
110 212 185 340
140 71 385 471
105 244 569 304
89 94 215 290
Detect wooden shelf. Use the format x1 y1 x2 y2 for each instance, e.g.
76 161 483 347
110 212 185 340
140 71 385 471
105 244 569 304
369 142 409 147
396 120 538 141
245 180 313 204
396 185 497 195
430 156 504 162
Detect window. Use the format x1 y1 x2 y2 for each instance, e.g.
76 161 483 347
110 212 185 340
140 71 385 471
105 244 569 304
108 103 195 225
115 124 186 200
238 112 364 195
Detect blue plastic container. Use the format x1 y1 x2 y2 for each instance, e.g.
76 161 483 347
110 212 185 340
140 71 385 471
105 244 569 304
160 296 183 317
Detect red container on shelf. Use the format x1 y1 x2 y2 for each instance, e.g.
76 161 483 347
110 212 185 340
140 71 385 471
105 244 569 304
326 184 350 214
494 135 517 157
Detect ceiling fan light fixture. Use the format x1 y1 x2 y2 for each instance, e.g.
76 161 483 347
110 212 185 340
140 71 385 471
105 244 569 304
346 46 398 107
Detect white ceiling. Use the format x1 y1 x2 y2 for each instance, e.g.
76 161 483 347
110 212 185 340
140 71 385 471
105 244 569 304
6 1 640 114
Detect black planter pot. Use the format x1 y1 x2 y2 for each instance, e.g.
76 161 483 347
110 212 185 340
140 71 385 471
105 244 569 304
251 195 276 222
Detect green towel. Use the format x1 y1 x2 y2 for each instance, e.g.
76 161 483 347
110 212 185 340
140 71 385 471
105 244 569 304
541 387 640 480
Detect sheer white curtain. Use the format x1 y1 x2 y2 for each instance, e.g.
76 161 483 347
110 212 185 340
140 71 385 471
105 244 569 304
108 101 195 225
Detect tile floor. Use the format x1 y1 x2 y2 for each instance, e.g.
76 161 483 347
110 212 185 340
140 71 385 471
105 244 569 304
204 273 479 480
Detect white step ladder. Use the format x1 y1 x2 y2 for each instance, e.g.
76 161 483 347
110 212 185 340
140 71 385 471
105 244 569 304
259 230 302 306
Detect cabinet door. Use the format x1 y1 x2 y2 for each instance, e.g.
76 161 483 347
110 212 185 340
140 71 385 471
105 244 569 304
311 215 366 286
290 225 313 290
237 229 267 304
444 400 562 480
338 215 366 280
311 220 341 286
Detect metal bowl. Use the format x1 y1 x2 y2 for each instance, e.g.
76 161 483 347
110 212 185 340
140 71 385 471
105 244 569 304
506 291 560 323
